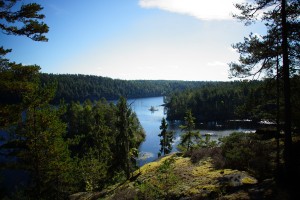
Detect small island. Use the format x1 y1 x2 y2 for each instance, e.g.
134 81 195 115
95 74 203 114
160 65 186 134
149 106 158 112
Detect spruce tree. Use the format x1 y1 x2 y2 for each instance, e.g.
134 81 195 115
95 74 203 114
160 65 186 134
179 110 200 152
116 97 132 179
158 117 173 157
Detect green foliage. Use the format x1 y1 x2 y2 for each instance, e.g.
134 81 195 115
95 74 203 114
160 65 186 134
79 150 108 192
65 99 115 163
179 110 200 152
138 156 178 199
39 73 215 103
196 134 218 149
229 0 299 79
188 147 225 168
166 78 300 128
158 117 173 157
0 1 147 198
0 70 146 197
184 134 221 168
116 97 132 179
115 97 145 179
230 0 300 179
1 83 75 199
166 81 264 122
0 1 49 42
63 97 145 189
0 63 41 127
156 156 178 189
220 132 272 179
138 181 163 200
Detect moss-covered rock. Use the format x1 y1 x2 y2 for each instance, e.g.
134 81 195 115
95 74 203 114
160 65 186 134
85 153 259 200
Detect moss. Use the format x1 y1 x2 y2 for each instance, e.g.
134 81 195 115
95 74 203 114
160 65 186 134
241 176 258 185
192 159 237 180
137 154 175 175
185 184 219 198
187 187 199 195
174 156 190 166
99 154 259 200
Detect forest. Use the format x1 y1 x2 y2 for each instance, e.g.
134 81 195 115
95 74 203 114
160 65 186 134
1 0 300 199
39 73 216 103
0 70 146 198
165 77 300 128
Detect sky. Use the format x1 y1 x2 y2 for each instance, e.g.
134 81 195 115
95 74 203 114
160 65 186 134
2 0 266 81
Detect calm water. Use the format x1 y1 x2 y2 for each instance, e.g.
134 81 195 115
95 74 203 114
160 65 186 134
128 96 255 166
127 97 166 166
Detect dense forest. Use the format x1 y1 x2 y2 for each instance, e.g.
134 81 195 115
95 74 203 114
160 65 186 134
165 77 300 128
0 77 146 198
40 73 218 103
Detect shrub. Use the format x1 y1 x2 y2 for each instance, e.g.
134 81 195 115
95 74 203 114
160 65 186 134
186 147 225 169
219 132 272 179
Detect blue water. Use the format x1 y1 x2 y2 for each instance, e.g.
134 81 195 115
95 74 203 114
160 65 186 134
128 96 255 166
127 97 166 166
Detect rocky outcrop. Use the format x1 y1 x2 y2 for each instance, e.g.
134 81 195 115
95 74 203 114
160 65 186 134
70 153 264 199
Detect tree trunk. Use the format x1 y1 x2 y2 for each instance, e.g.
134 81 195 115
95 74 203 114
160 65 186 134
281 0 292 177
276 46 281 178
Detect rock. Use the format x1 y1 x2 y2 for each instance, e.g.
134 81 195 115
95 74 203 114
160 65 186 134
218 172 257 187
71 154 260 200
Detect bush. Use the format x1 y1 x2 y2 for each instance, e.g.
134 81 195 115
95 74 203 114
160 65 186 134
186 147 225 169
184 132 273 179
219 132 272 179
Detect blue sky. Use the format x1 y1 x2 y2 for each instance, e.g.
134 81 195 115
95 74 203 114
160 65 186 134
2 0 266 81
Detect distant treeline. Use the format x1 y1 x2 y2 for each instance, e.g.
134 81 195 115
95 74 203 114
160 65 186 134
165 81 263 122
40 73 300 128
40 73 220 103
165 76 300 128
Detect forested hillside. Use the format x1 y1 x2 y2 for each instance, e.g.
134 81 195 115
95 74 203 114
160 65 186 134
40 73 217 103
165 77 300 128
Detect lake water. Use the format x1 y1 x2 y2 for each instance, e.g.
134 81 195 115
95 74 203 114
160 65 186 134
128 97 166 166
128 96 255 166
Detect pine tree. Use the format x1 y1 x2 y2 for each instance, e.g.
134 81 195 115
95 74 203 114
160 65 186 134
229 0 299 179
1 0 49 127
158 117 173 157
179 110 200 152
116 97 132 179
1 83 74 199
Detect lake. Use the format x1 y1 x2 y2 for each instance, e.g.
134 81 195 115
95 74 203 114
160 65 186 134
127 97 166 166
128 96 255 166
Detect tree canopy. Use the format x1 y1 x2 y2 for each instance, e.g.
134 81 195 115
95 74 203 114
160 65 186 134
229 0 299 79
0 0 49 128
158 117 173 157
229 0 300 182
